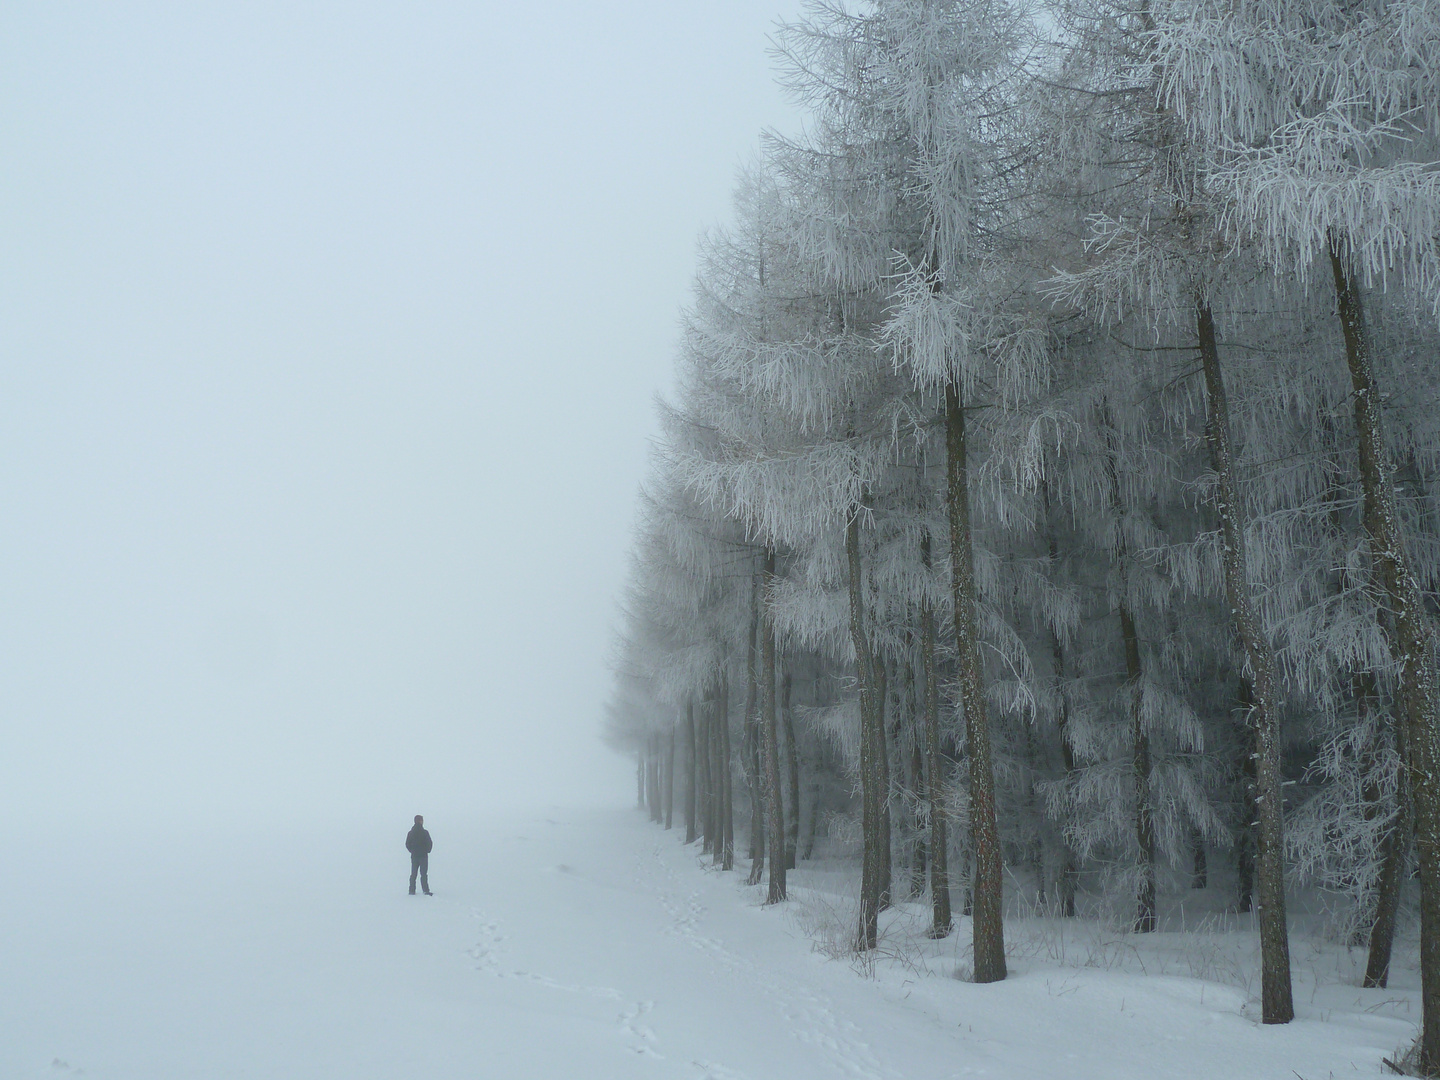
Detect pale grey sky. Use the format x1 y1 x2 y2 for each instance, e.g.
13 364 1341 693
0 1 802 830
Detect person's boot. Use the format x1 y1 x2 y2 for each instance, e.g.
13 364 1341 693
409 886 416 895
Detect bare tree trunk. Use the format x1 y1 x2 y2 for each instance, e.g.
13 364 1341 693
1330 241 1440 1059
1366 674 1412 988
1044 476 1079 919
1021 717 1046 905
1054 639 1079 919
713 688 727 867
762 549 787 903
946 381 1005 983
648 734 663 824
847 511 884 950
898 640 924 900
911 727 928 899
702 693 717 856
719 672 735 871
1102 405 1156 934
803 777 821 861
685 700 699 844
745 571 764 884
1051 625 1079 918
802 663 822 864
665 723 676 830
699 698 713 855
1236 678 1256 914
1120 604 1156 933
1365 807 1412 990
920 533 953 937
878 659 893 911
1191 827 1208 890
1197 300 1293 1023
783 669 800 871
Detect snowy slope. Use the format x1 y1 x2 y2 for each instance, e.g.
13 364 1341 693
0 807 1416 1078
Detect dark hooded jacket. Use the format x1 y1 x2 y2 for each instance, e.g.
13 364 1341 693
405 824 433 855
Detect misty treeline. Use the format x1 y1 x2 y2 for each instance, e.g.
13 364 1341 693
604 0 1440 1064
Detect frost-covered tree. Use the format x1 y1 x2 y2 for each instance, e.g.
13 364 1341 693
1037 0 1308 1018
604 1 1440 1061
777 0 1043 980
668 161 906 911
1152 0 1440 1054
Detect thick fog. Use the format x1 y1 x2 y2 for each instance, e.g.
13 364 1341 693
0 2 800 833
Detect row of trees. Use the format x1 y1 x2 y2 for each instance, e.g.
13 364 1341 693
606 0 1440 1067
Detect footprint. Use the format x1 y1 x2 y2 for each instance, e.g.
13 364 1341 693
620 999 663 1058
645 845 732 962
465 911 504 973
470 911 661 1059
692 1061 748 1079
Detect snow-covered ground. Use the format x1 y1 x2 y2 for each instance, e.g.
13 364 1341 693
0 807 1419 1079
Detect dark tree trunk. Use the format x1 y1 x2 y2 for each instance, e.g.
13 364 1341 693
945 382 1005 983
898 641 924 900
1365 797 1412 988
1197 301 1293 1023
803 777 821 861
719 672 735 871
847 512 885 950
1191 828 1208 890
802 666 821 863
1021 717 1045 905
685 700 699 844
699 699 713 855
761 549 787 903
1044 477 1079 918
701 693 717 856
1365 679 1411 988
665 724 676 830
1103 405 1156 934
648 734 663 824
1236 678 1256 914
782 669 800 871
921 532 953 937
1331 241 1440 1054
1121 604 1156 933
745 573 764 883
911 725 928 899
1052 628 1079 918
878 659 892 911
713 685 729 868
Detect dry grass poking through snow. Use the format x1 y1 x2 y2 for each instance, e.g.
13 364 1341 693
767 848 1425 1072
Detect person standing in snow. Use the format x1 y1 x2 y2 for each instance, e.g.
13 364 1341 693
406 815 433 896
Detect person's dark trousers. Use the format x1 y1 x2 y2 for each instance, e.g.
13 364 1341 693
409 852 430 895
